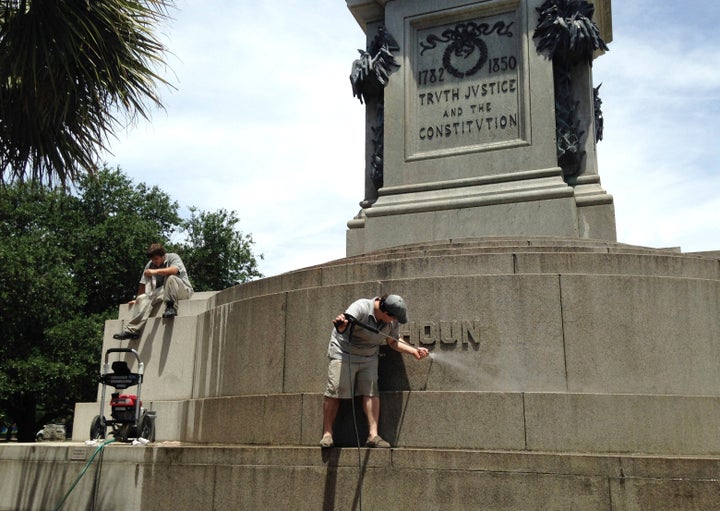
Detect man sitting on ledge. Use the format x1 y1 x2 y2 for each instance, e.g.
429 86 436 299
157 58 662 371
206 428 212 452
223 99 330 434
113 243 194 341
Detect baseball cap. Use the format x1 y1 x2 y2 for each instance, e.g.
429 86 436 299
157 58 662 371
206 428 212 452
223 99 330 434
383 294 408 324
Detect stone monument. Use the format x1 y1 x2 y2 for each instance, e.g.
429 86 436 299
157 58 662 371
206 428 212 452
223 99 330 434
4 1 720 510
346 0 616 255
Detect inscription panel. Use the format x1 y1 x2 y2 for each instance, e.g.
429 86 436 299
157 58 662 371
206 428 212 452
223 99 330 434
406 4 525 160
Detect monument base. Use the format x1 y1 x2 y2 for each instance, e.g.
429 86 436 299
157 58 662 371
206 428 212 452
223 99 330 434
4 236 720 509
347 168 616 255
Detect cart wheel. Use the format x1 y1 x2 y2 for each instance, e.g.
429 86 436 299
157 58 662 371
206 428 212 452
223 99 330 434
90 415 106 440
138 411 156 442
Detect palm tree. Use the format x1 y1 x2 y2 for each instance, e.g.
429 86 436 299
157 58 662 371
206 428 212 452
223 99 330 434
0 0 172 187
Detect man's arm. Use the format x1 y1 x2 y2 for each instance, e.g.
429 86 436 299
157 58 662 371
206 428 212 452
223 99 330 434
387 337 429 360
137 283 146 296
128 283 146 305
143 265 178 278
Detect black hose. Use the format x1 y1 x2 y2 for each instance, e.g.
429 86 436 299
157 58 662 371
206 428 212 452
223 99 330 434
342 319 364 511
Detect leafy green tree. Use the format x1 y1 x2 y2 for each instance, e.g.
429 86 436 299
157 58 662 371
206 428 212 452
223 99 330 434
41 314 111 434
0 186 83 441
0 168 263 440
0 168 180 440
69 168 181 312
0 0 172 186
177 207 263 292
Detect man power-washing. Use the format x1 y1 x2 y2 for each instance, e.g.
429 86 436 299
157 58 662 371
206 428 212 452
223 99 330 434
113 243 194 341
321 294 429 448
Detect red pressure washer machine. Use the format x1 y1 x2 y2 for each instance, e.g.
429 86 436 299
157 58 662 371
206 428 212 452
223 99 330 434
90 348 156 442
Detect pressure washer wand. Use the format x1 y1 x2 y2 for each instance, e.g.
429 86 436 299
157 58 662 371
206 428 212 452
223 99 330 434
336 313 416 349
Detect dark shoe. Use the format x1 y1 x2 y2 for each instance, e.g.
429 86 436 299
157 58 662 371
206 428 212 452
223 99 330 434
366 435 391 448
162 306 177 318
113 331 140 340
320 434 334 448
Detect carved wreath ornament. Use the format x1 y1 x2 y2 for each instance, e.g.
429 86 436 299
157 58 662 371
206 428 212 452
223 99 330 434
420 21 514 78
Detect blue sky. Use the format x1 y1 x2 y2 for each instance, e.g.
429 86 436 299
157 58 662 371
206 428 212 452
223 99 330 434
102 1 720 277
593 0 720 253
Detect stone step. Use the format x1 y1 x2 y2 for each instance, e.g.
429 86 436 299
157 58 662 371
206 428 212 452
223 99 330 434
4 442 720 510
323 236 684 261
214 239 719 306
74 390 720 456
91 269 720 424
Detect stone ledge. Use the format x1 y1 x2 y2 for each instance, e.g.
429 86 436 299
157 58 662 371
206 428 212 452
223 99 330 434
75 391 720 456
212 237 719 307
5 443 720 511
117 291 218 320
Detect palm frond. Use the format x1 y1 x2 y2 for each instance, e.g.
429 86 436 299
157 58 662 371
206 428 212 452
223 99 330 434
0 0 174 187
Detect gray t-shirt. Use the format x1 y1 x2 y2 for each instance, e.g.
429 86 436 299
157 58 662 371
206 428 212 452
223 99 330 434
327 297 400 360
140 252 193 292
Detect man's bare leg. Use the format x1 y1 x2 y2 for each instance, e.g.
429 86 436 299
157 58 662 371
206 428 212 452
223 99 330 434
321 396 340 446
362 395 380 440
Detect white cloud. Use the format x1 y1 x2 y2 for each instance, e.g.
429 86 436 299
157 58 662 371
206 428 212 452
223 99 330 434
592 1 720 253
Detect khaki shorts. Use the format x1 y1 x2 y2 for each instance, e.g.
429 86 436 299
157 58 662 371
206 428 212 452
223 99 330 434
324 356 378 399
